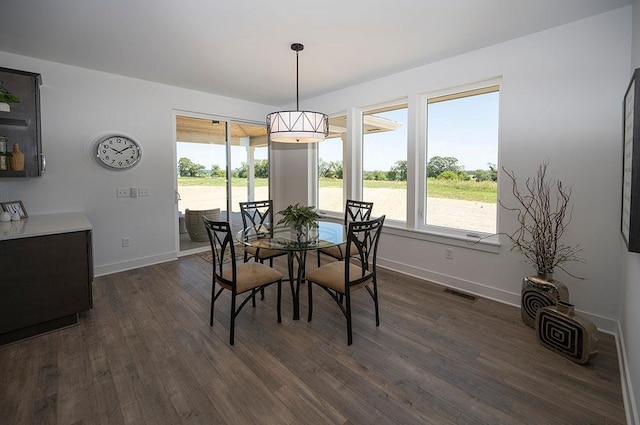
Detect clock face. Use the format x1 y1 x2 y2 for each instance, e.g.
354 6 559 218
95 135 141 169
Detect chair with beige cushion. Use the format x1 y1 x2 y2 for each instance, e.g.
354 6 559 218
202 217 283 345
317 199 373 267
306 215 385 345
239 200 287 266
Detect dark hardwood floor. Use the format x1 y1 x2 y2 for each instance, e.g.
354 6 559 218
0 255 626 424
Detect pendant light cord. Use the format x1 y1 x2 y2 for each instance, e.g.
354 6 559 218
295 48 299 111
290 42 304 111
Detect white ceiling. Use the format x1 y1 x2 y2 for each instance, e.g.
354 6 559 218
0 0 631 106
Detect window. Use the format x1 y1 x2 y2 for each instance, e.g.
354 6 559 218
317 115 346 214
424 85 499 235
362 104 407 221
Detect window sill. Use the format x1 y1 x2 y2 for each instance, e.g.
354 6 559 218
317 213 501 254
382 223 500 254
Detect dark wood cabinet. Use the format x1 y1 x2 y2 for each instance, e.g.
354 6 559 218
0 67 42 178
0 214 93 345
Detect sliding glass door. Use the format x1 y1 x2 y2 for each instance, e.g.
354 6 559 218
175 114 269 253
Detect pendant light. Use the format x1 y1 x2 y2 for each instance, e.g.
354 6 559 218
267 43 329 143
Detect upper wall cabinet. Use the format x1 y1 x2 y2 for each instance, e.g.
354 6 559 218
0 67 42 178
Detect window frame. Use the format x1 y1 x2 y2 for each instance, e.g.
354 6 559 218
313 79 501 253
360 99 409 225
315 112 348 219
417 78 501 240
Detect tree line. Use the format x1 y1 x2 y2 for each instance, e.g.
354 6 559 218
324 156 497 182
178 157 269 178
178 155 497 182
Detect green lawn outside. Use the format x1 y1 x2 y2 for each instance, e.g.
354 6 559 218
178 176 497 203
178 176 268 187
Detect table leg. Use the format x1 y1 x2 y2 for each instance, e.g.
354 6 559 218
287 249 307 320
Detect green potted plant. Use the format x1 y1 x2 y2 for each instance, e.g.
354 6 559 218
0 82 20 112
500 161 584 327
277 203 320 242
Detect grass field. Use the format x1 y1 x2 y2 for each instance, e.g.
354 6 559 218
178 176 497 203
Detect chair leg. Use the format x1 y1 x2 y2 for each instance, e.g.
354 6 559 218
373 278 380 327
230 292 237 345
258 259 271 301
210 281 216 326
346 291 353 345
307 280 313 322
317 250 321 267
277 281 282 323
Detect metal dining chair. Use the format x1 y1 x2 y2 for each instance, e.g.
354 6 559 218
202 217 283 345
317 199 374 267
306 215 385 345
239 200 287 266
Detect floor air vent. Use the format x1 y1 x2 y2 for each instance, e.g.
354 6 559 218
443 288 477 301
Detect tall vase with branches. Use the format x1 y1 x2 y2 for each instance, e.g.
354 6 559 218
501 161 583 280
501 161 583 327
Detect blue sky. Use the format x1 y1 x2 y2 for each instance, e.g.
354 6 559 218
319 93 498 172
178 92 498 172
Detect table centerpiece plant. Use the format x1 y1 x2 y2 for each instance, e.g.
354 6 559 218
277 203 320 243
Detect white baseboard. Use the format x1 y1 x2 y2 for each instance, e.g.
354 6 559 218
616 322 639 425
377 257 618 332
378 257 522 307
93 251 177 277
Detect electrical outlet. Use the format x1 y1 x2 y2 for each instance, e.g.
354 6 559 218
130 187 138 198
122 237 131 247
445 248 453 259
116 188 129 198
138 187 150 197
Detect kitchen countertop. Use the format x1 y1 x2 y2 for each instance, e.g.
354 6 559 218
0 212 92 241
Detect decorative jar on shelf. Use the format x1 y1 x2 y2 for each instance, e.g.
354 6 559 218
0 136 7 171
9 143 24 171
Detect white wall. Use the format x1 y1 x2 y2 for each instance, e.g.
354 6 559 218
624 1 640 423
283 7 632 331
0 51 275 275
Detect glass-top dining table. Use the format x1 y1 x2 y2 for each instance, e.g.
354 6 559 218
237 221 346 320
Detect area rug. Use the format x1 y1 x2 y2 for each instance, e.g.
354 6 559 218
195 243 245 265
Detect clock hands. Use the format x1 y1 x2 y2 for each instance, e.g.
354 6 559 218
109 146 133 155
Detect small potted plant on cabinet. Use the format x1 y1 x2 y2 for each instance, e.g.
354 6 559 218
0 82 20 112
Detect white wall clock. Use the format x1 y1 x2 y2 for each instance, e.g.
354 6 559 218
95 134 141 170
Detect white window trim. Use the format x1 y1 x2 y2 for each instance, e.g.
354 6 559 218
316 111 348 217
359 98 409 223
417 77 502 241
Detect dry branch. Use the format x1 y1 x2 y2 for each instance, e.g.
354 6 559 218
500 161 583 279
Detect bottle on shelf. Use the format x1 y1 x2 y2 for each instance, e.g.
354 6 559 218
9 143 24 171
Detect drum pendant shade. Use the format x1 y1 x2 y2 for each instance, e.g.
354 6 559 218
267 43 328 143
